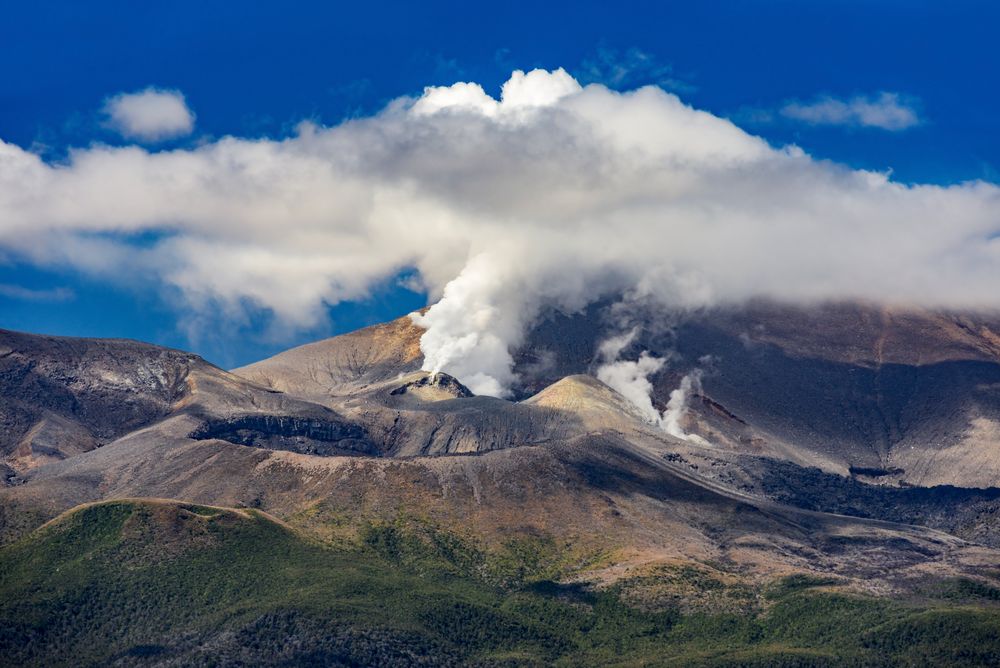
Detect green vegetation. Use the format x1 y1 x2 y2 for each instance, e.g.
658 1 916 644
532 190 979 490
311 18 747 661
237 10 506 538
1 500 1000 666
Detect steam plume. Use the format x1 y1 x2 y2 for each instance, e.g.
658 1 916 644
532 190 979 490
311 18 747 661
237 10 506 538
594 329 708 442
594 329 669 425
662 370 708 444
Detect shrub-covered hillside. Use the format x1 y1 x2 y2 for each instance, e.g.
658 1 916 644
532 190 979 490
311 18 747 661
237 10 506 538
2 500 1000 667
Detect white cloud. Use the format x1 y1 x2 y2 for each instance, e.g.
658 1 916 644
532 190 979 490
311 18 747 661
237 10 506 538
412 67 581 118
780 92 920 130
1 69 998 395
0 283 74 302
103 87 195 141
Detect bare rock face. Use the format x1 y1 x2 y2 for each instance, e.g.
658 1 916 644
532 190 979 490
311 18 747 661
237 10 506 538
0 329 200 472
189 414 378 457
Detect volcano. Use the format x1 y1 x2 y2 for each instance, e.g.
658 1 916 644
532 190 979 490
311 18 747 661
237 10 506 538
3 300 1000 666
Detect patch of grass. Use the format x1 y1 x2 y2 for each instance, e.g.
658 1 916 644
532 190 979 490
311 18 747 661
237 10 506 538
616 562 759 617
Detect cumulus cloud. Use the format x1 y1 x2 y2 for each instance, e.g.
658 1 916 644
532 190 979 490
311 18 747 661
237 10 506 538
1 68 999 395
780 92 920 130
103 87 195 141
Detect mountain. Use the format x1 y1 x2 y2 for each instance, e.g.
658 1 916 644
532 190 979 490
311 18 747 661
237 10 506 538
510 300 1000 483
235 300 1000 488
4 300 1000 665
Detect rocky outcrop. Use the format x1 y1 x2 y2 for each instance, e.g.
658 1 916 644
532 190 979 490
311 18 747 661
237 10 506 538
190 414 378 457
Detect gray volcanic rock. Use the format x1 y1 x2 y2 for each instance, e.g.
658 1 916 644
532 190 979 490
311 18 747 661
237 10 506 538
232 315 425 399
0 329 200 472
389 371 473 400
512 300 1000 487
190 414 379 457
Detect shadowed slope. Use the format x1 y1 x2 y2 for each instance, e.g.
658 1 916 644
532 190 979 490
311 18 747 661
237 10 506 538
0 323 432 480
513 301 1000 487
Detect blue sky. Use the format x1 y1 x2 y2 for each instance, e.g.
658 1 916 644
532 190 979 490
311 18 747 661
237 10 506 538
2 1 998 368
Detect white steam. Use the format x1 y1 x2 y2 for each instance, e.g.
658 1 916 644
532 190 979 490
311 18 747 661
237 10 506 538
594 329 708 442
409 253 532 397
662 371 708 444
2 68 1000 394
595 329 669 425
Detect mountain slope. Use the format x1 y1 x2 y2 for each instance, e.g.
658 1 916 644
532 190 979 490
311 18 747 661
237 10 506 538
4 392 995 591
0 329 199 474
4 499 1000 668
0 325 398 482
232 315 425 398
511 300 1000 487
220 302 1000 548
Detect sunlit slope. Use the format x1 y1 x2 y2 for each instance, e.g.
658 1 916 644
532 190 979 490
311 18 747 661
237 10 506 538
232 315 425 398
